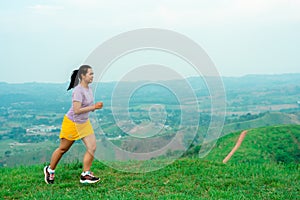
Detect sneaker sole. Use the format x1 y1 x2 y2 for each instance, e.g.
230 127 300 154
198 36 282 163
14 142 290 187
80 179 100 184
43 166 49 184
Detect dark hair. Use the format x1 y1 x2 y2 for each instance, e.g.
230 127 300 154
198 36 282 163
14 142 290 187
67 65 92 90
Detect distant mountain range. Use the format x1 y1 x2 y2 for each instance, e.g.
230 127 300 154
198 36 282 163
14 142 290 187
0 73 299 112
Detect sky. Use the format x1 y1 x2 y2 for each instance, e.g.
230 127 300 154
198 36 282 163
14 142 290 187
0 0 300 83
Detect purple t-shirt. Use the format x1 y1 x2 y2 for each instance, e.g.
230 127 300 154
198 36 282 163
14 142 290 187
66 85 94 124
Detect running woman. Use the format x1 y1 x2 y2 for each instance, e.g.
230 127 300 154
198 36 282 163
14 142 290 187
44 65 103 184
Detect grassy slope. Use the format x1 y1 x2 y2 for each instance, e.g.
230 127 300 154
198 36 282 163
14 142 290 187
222 112 300 136
206 124 300 164
1 125 300 199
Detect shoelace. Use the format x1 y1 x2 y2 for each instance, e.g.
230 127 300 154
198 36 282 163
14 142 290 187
49 173 55 180
88 171 95 177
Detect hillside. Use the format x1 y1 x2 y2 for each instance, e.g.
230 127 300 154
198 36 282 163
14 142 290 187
222 112 300 135
205 124 300 164
1 125 299 199
0 158 299 199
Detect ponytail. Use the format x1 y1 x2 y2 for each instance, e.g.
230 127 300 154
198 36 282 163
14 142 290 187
67 69 79 91
67 65 92 91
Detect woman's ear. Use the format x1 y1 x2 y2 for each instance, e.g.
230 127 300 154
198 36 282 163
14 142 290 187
79 73 83 80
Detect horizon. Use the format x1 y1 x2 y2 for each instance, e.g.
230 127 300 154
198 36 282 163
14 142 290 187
1 72 300 84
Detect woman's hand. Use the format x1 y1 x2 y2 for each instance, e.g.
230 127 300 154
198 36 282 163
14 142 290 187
94 102 103 110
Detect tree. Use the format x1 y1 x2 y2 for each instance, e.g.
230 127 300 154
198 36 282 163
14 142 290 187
5 150 11 158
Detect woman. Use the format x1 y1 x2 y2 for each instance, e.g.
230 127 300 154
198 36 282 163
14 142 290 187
44 65 103 184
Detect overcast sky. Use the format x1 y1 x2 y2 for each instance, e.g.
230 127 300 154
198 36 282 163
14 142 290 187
0 0 299 83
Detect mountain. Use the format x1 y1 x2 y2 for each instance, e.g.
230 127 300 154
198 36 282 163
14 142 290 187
1 73 299 110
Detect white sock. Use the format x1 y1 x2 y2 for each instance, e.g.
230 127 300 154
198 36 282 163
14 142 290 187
82 171 90 176
48 166 55 174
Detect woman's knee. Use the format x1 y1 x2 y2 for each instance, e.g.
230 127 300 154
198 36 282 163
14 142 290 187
58 146 70 154
83 134 96 153
87 144 96 154
58 139 74 154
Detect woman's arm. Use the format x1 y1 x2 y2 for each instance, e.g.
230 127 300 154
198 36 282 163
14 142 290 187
73 101 95 114
73 101 103 115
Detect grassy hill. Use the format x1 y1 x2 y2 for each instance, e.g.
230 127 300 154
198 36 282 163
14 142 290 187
1 125 299 199
206 124 300 164
222 112 300 136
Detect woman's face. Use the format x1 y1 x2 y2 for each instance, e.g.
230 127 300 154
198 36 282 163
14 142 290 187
81 68 94 84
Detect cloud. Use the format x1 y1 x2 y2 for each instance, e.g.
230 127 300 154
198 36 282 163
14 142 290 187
28 4 64 14
137 0 300 27
0 0 296 35
24 0 298 30
228 0 300 21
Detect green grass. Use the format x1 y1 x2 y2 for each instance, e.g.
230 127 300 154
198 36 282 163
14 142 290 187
1 125 299 199
0 158 299 199
206 124 300 164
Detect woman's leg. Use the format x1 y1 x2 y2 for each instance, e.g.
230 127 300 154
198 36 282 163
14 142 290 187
50 138 74 170
81 134 96 172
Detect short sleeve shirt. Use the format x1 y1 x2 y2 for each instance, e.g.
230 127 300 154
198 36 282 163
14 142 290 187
66 85 94 123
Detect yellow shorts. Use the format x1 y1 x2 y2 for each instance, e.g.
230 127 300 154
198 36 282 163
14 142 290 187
59 115 94 141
